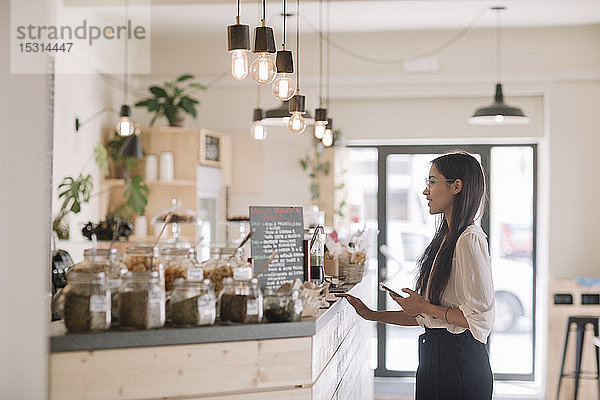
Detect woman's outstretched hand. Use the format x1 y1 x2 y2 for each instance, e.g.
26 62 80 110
335 293 374 320
390 288 429 317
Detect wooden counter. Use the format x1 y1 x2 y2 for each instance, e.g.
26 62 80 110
49 283 373 400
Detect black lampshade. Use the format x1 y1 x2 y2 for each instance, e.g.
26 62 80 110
289 95 306 113
315 108 327 122
275 50 294 73
119 134 143 159
469 83 530 125
253 108 264 122
119 104 132 117
227 23 250 51
253 26 276 54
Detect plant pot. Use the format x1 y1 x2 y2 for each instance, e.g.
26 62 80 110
53 213 70 240
110 161 132 179
171 111 185 127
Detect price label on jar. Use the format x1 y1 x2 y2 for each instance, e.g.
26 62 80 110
246 299 259 316
89 295 109 312
148 291 163 304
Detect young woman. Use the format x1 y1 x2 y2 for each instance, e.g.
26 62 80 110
338 151 495 400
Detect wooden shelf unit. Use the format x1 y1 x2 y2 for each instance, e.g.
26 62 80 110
100 127 231 239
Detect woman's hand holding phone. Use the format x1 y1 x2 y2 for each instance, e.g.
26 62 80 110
390 288 428 317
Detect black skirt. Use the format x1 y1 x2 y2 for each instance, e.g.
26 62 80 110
415 328 493 400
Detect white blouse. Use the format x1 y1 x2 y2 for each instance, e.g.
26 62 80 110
414 224 495 344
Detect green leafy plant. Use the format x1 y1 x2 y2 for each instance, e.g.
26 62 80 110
299 146 331 201
299 130 348 220
58 174 93 215
105 131 141 172
135 74 206 126
53 141 150 240
124 175 149 216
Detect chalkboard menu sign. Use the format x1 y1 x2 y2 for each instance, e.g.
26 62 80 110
249 206 305 290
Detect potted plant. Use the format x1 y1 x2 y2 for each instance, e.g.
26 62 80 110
53 143 149 240
105 131 142 178
134 74 206 127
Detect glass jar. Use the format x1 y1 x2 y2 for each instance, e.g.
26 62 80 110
169 279 216 327
263 288 303 322
219 270 263 324
118 271 165 330
201 246 245 292
63 271 111 333
159 247 195 291
125 246 164 289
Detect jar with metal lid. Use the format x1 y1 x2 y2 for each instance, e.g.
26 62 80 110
63 271 111 333
124 246 164 289
159 247 195 291
263 288 303 322
118 271 165 330
219 269 263 324
169 279 216 326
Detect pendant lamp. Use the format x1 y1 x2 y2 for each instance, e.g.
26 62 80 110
117 0 135 136
272 0 296 100
313 0 328 139
262 100 313 126
250 0 277 85
288 0 306 134
468 6 529 125
322 118 334 147
227 0 250 80
251 87 267 140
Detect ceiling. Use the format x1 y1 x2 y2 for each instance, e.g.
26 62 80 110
144 0 600 35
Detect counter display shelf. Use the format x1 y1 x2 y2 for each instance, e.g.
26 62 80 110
49 282 374 400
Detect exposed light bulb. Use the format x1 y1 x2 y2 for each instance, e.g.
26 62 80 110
271 73 296 101
117 116 134 137
230 49 248 80
288 112 306 134
495 114 504 123
250 53 276 85
251 121 268 140
322 129 333 147
314 120 327 139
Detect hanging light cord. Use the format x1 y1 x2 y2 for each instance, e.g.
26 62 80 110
326 0 330 109
237 0 240 19
262 0 266 22
296 0 300 91
123 0 129 104
301 6 488 65
282 0 286 47
318 0 323 107
496 8 502 83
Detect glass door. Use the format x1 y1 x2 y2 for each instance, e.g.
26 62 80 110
365 145 535 380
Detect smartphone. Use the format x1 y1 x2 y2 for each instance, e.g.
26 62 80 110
379 282 403 297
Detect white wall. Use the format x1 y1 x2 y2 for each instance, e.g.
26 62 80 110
51 73 122 234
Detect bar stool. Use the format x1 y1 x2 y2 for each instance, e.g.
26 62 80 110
556 316 600 400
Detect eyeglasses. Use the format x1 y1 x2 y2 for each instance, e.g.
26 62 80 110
424 178 456 190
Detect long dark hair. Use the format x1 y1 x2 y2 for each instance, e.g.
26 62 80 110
415 151 486 305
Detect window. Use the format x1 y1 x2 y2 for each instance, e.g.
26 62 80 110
344 145 537 380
